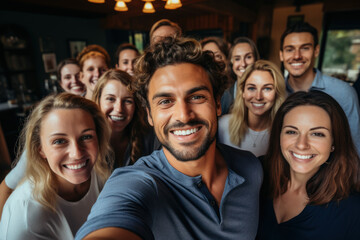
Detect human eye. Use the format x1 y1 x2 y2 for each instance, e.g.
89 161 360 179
106 96 116 102
81 134 94 141
264 87 273 91
123 60 129 65
125 98 134 104
246 54 253 60
190 95 206 103
247 86 256 91
284 130 296 135
158 98 172 106
52 138 67 145
284 47 294 53
64 74 71 80
311 132 326 137
234 57 240 62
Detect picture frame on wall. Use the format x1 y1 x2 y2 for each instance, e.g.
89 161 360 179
42 53 57 73
68 40 87 58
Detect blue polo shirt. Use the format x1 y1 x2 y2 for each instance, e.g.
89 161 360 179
76 144 263 240
286 69 360 156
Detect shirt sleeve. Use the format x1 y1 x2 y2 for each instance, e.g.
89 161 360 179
5 150 26 189
75 168 158 240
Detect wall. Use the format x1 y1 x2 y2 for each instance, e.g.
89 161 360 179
0 10 107 97
268 3 324 67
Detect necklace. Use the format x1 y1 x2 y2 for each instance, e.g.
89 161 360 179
249 129 267 148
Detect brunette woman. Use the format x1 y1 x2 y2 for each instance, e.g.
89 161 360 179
257 91 360 239
57 58 85 95
115 43 139 77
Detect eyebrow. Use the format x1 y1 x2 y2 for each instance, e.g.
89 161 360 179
283 125 331 131
152 85 211 101
283 43 313 49
49 128 96 137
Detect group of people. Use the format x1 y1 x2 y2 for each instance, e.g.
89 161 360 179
0 19 359 240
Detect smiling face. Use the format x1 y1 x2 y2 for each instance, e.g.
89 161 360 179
280 105 333 178
116 49 138 76
203 42 226 62
59 64 85 95
39 108 98 187
147 63 221 162
231 43 255 79
280 32 319 79
80 56 108 95
100 80 135 134
242 70 276 118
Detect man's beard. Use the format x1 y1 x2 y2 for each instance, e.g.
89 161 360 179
161 119 216 162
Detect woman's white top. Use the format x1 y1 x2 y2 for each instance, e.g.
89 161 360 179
218 114 270 157
0 171 102 240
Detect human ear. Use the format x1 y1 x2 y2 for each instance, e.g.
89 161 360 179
146 107 154 126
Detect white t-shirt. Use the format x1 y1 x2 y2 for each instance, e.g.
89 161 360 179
218 114 269 157
5 151 26 189
0 171 102 240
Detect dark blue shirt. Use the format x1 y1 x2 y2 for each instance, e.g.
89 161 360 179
76 144 263 240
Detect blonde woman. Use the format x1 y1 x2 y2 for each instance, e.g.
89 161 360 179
218 60 286 157
0 93 112 239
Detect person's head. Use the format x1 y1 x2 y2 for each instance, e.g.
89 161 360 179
280 22 320 79
200 37 229 62
265 90 360 204
22 92 112 211
229 37 260 81
77 44 111 98
229 60 286 145
115 43 140 76
134 37 227 161
56 58 85 95
149 19 182 45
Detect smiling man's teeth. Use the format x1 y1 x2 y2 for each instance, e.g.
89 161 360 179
293 152 313 159
66 162 87 170
110 116 125 121
253 103 265 107
291 63 303 66
173 128 198 136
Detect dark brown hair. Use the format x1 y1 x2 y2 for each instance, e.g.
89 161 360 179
115 43 139 66
200 36 229 60
149 19 182 44
280 22 318 50
264 90 360 205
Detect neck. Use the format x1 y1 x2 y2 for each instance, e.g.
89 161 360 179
288 68 316 92
247 112 270 131
288 169 315 193
85 90 93 100
57 177 91 202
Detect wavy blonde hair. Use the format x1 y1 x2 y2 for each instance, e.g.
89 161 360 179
20 93 113 212
229 60 286 145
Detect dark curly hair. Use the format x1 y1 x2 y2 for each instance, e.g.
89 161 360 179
134 37 228 109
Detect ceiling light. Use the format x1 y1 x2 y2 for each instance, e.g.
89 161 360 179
88 0 105 3
143 1 155 13
114 1 128 11
165 0 182 10
115 0 131 2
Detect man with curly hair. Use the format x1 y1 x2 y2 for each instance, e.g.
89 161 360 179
76 37 263 240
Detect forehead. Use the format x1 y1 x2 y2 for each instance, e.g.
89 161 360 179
102 80 131 95
232 43 252 56
283 32 315 47
246 70 274 84
148 63 213 98
61 64 80 74
284 105 331 127
83 56 106 67
203 42 220 52
119 49 138 59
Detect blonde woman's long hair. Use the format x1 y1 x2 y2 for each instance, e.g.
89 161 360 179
228 60 286 145
20 93 113 212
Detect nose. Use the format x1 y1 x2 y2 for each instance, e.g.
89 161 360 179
69 141 84 159
114 99 123 113
294 49 301 59
240 58 246 68
173 100 193 123
296 134 310 150
93 68 100 77
255 90 263 100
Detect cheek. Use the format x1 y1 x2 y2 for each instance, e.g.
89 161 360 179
265 92 276 104
126 105 136 119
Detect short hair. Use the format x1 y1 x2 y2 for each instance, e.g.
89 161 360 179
280 22 319 50
114 43 139 66
56 58 79 83
264 90 360 205
228 37 260 81
93 69 149 165
229 60 286 145
21 93 113 211
200 36 229 60
134 37 228 109
149 19 182 43
76 44 111 70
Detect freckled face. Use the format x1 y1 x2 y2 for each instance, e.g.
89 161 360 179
39 109 98 187
231 43 255 79
100 80 135 134
59 64 85 95
280 105 333 178
116 49 138 76
147 63 221 162
242 70 276 118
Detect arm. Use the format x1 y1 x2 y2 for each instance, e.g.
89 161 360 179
0 179 13 218
84 227 142 240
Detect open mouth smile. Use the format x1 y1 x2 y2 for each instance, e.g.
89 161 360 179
64 159 89 170
292 151 315 160
109 115 126 121
252 102 265 107
172 127 200 136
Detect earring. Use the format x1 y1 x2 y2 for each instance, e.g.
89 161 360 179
331 146 335 152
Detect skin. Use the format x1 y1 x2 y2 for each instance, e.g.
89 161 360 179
203 42 226 62
84 63 229 239
116 49 138 76
80 56 108 99
242 70 276 131
59 64 85 95
231 43 255 80
100 80 135 135
280 32 320 91
274 105 333 223
151 25 178 44
39 109 99 199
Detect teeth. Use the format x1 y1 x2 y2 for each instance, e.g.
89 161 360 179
291 63 303 66
293 152 313 159
173 128 198 136
66 162 86 170
253 103 265 107
110 115 125 121
239 69 246 72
